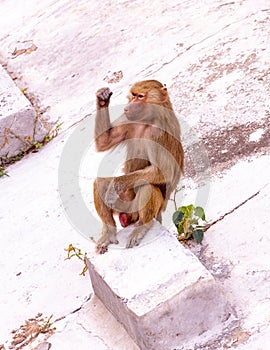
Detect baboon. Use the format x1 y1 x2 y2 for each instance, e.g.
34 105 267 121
94 80 184 254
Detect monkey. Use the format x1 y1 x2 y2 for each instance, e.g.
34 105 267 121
93 80 184 254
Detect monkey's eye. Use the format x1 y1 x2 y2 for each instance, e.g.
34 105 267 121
131 92 137 97
138 94 145 99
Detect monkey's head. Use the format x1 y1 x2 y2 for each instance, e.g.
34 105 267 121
124 80 173 121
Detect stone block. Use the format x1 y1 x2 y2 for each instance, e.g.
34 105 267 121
0 64 46 161
87 221 230 350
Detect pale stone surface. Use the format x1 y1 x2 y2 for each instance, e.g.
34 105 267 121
49 295 140 350
0 0 269 349
88 222 230 350
0 64 46 160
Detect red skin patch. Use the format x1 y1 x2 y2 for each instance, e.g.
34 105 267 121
119 213 132 228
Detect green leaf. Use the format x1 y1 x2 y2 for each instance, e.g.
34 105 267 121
190 218 199 225
172 211 184 227
192 229 204 244
194 206 206 221
178 204 194 219
0 167 9 177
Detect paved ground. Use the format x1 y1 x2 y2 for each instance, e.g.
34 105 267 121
0 0 269 349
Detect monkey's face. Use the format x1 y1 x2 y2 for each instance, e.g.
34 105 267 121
124 101 150 121
124 91 152 121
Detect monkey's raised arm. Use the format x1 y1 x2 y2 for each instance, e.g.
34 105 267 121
95 87 127 152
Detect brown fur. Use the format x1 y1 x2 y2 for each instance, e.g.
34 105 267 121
94 80 184 254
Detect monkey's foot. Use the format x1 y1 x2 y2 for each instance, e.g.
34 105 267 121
126 233 145 248
126 229 147 248
96 236 119 254
126 222 153 249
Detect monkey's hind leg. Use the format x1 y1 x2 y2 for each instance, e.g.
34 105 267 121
126 185 164 249
94 178 119 254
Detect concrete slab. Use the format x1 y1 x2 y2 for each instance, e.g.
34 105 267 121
0 64 46 161
87 221 230 350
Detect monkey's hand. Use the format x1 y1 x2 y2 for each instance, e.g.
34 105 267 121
96 87 113 108
104 178 127 209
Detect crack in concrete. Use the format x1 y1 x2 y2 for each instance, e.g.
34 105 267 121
205 189 261 231
53 294 92 323
76 319 110 350
23 295 94 347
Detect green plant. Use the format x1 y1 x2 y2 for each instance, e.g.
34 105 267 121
0 167 9 177
44 122 63 143
0 122 63 175
28 122 63 149
173 204 207 244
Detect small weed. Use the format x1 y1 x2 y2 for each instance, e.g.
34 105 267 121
0 167 9 177
64 244 88 276
0 151 25 169
0 123 63 172
29 122 63 150
10 313 55 349
46 122 63 141
173 204 207 244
